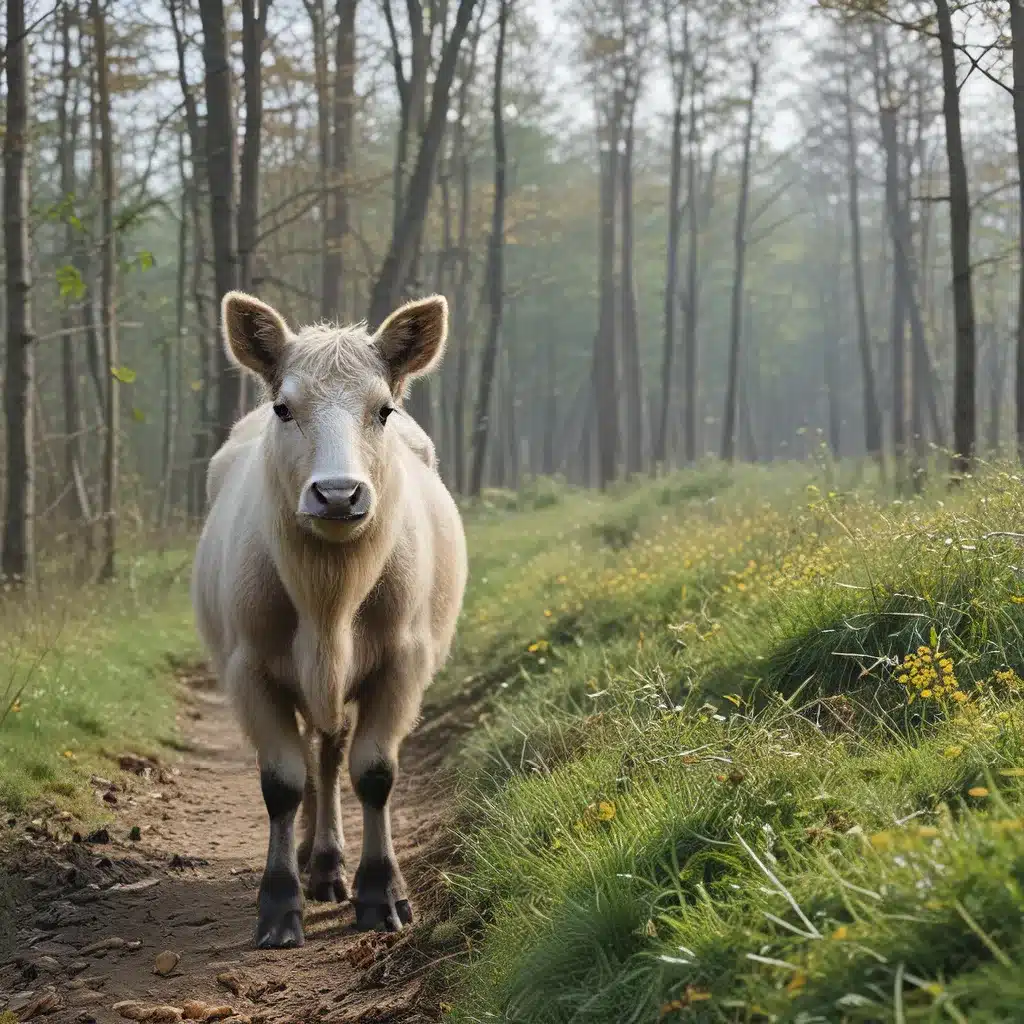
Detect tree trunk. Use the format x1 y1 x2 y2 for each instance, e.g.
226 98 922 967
824 239 842 459
162 134 189 529
57 0 89 526
721 59 758 463
305 0 331 312
593 82 623 490
239 0 270 293
842 50 883 466
936 0 976 478
2 0 35 582
368 0 478 327
656 80 684 469
619 94 644 476
449 9 484 494
168 0 212 519
1012 0 1024 459
468 0 508 498
93 0 118 582
890 240 907 471
323 0 358 319
877 95 942 460
199 0 241 446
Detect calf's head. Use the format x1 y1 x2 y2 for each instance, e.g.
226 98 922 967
221 291 448 541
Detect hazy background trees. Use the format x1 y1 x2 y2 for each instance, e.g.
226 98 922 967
1 0 1023 581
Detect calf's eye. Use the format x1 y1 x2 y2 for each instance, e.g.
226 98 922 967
273 402 293 422
379 405 395 426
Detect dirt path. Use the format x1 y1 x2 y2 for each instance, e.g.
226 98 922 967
0 666 461 1024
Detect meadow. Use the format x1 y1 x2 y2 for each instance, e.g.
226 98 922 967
435 462 1024 1023
4 463 1024 1021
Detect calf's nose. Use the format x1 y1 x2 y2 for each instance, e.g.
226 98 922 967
300 475 371 520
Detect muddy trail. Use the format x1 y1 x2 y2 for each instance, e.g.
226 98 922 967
0 665 471 1024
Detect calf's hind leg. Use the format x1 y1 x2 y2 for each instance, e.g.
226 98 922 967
231 658 307 949
348 658 423 931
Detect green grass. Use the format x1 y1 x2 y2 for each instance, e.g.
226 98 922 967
437 463 1024 1023
0 544 198 821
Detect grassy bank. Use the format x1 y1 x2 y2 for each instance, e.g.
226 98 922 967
438 463 1024 1022
0 546 198 821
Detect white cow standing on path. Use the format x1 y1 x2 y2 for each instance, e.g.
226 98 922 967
191 290 467 948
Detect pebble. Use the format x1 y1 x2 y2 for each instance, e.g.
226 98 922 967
153 950 181 977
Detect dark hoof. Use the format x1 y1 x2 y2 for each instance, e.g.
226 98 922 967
352 857 412 932
256 908 305 949
256 867 305 949
307 849 351 903
353 896 414 932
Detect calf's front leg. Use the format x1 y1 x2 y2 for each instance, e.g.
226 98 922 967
307 727 350 902
231 660 307 949
348 650 424 931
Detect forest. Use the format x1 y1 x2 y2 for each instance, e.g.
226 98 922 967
6 1 1024 1021
2 0 1022 581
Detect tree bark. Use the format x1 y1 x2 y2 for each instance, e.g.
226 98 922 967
57 0 89 526
842 49 883 466
239 0 270 293
721 59 758 463
199 0 241 445
468 0 508 497
323 0 358 319
619 92 644 476
92 0 118 582
368 0 478 328
162 134 189 529
935 0 976 478
2 0 35 582
1012 0 1024 459
656 71 684 469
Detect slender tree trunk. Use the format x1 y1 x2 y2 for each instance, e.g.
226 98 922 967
168 0 213 519
824 238 842 458
842 51 883 466
239 0 270 413
656 80 684 469
57 0 89 526
682 106 712 464
721 59 758 463
199 0 241 445
449 9 483 494
890 246 907 472
162 135 189 529
368 0 478 327
936 0 976 478
2 0 35 582
304 0 331 312
543 336 557 475
452 145 473 493
987 316 1006 454
620 95 644 476
93 0 118 581
239 0 270 293
1011 0 1024 459
468 0 508 497
594 83 623 489
323 0 358 319
189 172 213 521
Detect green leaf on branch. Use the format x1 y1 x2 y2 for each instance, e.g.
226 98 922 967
111 366 137 384
55 264 85 300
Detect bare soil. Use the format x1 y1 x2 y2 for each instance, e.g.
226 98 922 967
0 665 465 1024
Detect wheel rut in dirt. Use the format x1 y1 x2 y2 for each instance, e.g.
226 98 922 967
0 664 459 1024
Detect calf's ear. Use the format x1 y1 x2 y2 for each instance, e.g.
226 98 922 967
372 295 448 396
222 291 291 384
